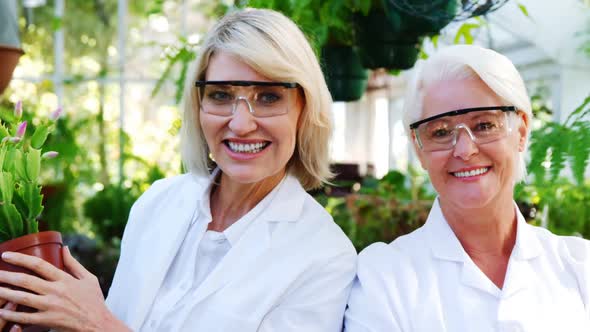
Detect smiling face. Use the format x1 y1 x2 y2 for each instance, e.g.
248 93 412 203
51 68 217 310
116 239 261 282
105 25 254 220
199 51 302 185
414 78 527 209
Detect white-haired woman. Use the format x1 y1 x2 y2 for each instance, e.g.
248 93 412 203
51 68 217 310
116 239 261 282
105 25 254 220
344 44 590 332
0 8 356 332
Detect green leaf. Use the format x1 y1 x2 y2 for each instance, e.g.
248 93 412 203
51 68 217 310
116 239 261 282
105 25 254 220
431 35 440 49
3 147 16 173
454 23 481 44
25 149 41 182
565 95 590 126
0 203 22 241
0 124 10 141
0 147 6 172
517 3 530 18
51 16 63 31
16 182 43 227
569 122 590 185
419 49 428 60
14 149 27 181
0 172 14 204
31 125 51 149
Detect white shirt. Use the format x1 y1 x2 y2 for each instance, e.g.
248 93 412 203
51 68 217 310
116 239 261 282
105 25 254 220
344 198 590 332
106 172 357 332
142 173 275 331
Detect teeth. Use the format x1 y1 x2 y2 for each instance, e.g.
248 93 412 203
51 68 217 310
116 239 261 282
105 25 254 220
453 167 489 178
227 141 268 154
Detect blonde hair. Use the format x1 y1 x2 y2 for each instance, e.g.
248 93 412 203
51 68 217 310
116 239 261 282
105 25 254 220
180 8 334 190
403 44 532 182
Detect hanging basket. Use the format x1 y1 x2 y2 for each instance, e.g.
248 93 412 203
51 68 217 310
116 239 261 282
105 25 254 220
321 45 369 102
355 11 421 70
384 0 457 37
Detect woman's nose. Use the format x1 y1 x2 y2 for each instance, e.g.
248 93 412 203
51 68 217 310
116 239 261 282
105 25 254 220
228 98 258 135
452 128 479 160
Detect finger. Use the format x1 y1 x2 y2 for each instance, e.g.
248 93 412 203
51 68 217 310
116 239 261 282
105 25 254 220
0 301 10 329
62 246 90 280
0 287 46 311
0 301 14 329
0 298 7 308
0 308 42 326
9 324 22 332
0 271 50 295
1 252 68 282
3 302 17 311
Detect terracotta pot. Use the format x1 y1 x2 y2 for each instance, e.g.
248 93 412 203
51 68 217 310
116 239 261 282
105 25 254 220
0 231 64 332
0 45 24 95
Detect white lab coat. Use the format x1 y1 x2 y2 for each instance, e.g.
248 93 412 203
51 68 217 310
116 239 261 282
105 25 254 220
344 198 590 332
106 173 357 332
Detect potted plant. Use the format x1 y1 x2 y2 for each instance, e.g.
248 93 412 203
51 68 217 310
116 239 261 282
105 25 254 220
0 101 63 332
0 1 24 95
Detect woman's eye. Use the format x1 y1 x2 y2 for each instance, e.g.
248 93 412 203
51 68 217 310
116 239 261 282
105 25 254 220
257 93 281 104
475 122 497 131
431 128 451 138
208 91 233 102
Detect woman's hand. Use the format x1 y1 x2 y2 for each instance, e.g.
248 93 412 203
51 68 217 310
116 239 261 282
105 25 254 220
0 246 129 332
0 300 21 332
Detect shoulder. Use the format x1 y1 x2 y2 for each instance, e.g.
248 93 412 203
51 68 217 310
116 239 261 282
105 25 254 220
132 173 207 209
527 223 590 262
267 181 357 272
122 173 208 237
358 233 424 278
302 191 356 255
274 176 356 256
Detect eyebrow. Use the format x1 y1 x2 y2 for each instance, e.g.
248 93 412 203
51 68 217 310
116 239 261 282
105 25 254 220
195 80 300 88
409 106 516 129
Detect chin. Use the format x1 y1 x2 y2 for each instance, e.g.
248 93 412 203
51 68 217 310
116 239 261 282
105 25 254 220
220 164 282 184
449 189 498 209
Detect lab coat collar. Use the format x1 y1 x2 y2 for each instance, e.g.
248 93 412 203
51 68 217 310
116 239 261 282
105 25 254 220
146 171 305 309
510 202 543 260
425 198 543 263
425 198 470 262
424 197 543 298
178 173 305 305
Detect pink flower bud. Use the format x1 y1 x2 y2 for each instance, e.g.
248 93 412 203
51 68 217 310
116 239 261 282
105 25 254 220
16 121 27 138
42 151 59 159
9 137 21 143
49 107 63 121
14 101 23 118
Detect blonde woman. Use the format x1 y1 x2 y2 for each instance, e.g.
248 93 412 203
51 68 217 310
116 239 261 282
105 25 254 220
0 9 356 332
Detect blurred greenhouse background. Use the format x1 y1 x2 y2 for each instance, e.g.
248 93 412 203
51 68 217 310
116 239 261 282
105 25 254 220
0 0 589 293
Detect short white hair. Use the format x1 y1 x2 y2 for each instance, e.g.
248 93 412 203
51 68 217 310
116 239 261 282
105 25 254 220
403 44 532 182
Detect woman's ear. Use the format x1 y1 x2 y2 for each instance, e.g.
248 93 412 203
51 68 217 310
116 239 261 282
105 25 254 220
517 111 529 152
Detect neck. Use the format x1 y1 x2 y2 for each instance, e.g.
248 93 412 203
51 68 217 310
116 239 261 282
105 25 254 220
208 169 285 232
440 195 517 289
440 193 517 258
439 192 518 289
